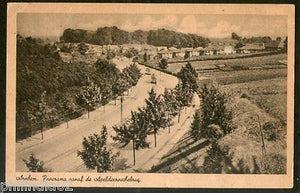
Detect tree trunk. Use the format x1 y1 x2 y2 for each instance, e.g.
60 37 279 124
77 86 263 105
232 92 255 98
87 107 90 119
154 131 157 148
178 109 181 123
41 126 44 140
120 95 123 124
168 113 170 133
185 107 187 114
132 139 136 166
67 121 69 128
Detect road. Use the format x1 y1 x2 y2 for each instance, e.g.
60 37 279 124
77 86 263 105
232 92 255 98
16 57 198 172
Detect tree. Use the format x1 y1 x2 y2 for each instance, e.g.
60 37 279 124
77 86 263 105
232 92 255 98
158 58 168 70
173 83 185 123
144 52 148 62
78 42 89 55
27 91 54 140
162 88 178 133
125 50 134 64
76 78 101 119
106 50 116 61
61 97 78 128
23 153 52 172
177 62 198 92
114 74 129 123
181 84 194 113
113 110 150 165
190 110 201 140
283 37 288 53
198 84 234 138
101 84 112 112
235 42 244 49
78 125 119 172
123 64 142 87
184 52 190 59
232 32 241 41
144 88 169 147
125 48 138 64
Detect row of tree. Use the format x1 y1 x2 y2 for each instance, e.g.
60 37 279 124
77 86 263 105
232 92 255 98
26 59 142 140
77 62 199 170
61 27 210 48
112 63 198 166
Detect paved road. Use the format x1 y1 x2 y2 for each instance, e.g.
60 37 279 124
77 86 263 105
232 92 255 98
16 57 197 172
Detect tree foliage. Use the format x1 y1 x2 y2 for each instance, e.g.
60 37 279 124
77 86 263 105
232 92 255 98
177 62 198 92
190 110 201 140
198 84 234 139
78 126 119 172
113 110 150 165
76 78 101 118
158 58 168 70
60 27 210 48
27 91 55 139
144 88 170 147
17 36 142 140
23 153 52 172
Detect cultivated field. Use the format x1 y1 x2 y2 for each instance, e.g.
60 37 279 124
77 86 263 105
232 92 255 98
167 53 287 73
201 68 287 85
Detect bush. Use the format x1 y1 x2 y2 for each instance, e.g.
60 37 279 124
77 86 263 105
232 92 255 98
23 153 52 172
240 93 251 99
198 84 234 139
158 58 168 69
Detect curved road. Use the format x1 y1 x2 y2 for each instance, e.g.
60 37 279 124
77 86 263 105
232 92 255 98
16 58 198 172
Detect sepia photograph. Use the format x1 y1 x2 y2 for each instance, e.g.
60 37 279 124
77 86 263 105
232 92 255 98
6 3 295 188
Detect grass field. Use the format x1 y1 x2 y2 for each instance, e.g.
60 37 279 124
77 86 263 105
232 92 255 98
200 68 287 85
167 53 287 73
223 77 287 122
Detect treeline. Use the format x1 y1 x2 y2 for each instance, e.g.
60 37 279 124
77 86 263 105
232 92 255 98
17 35 141 140
232 32 277 44
232 32 288 51
61 27 210 48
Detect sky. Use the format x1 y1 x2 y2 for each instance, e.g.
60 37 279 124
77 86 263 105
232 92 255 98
17 13 288 39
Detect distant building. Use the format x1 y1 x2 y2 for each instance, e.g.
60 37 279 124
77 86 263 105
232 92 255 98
238 43 265 53
265 40 284 51
224 45 236 54
157 50 172 59
142 50 157 61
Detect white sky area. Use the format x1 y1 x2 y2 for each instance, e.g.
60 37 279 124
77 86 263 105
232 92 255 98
17 13 288 39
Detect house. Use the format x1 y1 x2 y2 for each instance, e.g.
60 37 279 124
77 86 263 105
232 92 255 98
157 50 172 59
224 45 236 54
156 46 168 51
142 50 157 61
181 48 195 58
238 43 265 53
265 40 283 51
195 47 204 56
170 50 181 58
202 45 224 55
202 46 214 55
